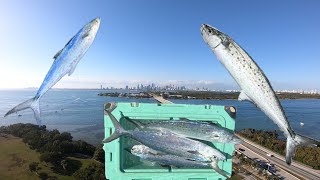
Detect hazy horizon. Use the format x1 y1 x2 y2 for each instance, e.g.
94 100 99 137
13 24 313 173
0 79 318 92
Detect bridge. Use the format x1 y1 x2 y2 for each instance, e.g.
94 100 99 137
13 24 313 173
149 93 173 104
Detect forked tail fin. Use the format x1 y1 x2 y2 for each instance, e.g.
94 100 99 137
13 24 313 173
210 161 229 178
103 110 128 143
286 134 320 165
4 97 42 125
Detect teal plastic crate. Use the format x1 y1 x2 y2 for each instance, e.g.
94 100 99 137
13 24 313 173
103 102 237 180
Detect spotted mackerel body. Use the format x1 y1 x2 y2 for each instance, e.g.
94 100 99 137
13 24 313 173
201 24 319 164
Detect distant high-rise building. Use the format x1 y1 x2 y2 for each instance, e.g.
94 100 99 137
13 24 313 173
100 85 103 89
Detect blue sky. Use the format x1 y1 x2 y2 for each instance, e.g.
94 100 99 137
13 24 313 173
0 1 319 90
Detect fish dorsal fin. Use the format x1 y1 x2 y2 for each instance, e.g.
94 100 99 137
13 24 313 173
53 49 63 60
68 64 77 76
238 91 253 102
125 118 146 129
64 34 75 48
53 34 76 60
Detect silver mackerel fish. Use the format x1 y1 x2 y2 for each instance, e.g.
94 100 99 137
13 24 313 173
126 118 242 144
130 145 228 178
4 18 100 125
201 24 319 164
103 111 226 162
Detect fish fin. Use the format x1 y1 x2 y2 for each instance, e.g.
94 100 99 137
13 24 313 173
54 34 77 60
4 97 42 125
185 158 197 161
187 150 202 156
210 161 229 178
285 136 297 165
140 160 157 166
30 98 41 125
102 110 128 143
68 64 77 76
53 49 63 60
238 91 253 102
125 118 146 129
221 40 230 47
147 151 160 156
64 34 75 48
159 164 171 168
179 118 190 121
295 133 320 147
82 32 90 39
180 118 217 125
285 134 320 165
221 36 231 48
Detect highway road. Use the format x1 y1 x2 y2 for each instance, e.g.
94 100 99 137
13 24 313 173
235 144 299 180
238 136 320 180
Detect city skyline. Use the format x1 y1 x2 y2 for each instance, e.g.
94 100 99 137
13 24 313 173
0 1 320 90
2 79 319 93
101 83 319 94
14 81 318 94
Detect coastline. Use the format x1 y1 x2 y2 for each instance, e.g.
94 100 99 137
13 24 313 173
98 91 320 100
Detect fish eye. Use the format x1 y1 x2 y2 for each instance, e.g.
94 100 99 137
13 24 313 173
208 30 212 33
212 156 217 159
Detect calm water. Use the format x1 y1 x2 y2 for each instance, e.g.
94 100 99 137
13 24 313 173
0 89 319 145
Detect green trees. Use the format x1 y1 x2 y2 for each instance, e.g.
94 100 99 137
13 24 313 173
0 123 104 177
73 163 105 180
238 128 320 169
40 152 62 164
29 162 39 172
1 123 96 156
93 145 105 163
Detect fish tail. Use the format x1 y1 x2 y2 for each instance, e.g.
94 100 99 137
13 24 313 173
285 133 320 165
4 97 42 125
103 110 128 143
210 161 229 178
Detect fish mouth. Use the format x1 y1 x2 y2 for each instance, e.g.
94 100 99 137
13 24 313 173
216 153 226 161
90 17 101 27
201 24 223 36
210 150 226 161
200 24 206 36
95 17 101 23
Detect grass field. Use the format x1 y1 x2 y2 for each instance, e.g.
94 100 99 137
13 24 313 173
0 134 99 180
0 134 39 180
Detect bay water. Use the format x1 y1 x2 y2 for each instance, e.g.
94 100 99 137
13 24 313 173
0 89 319 145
